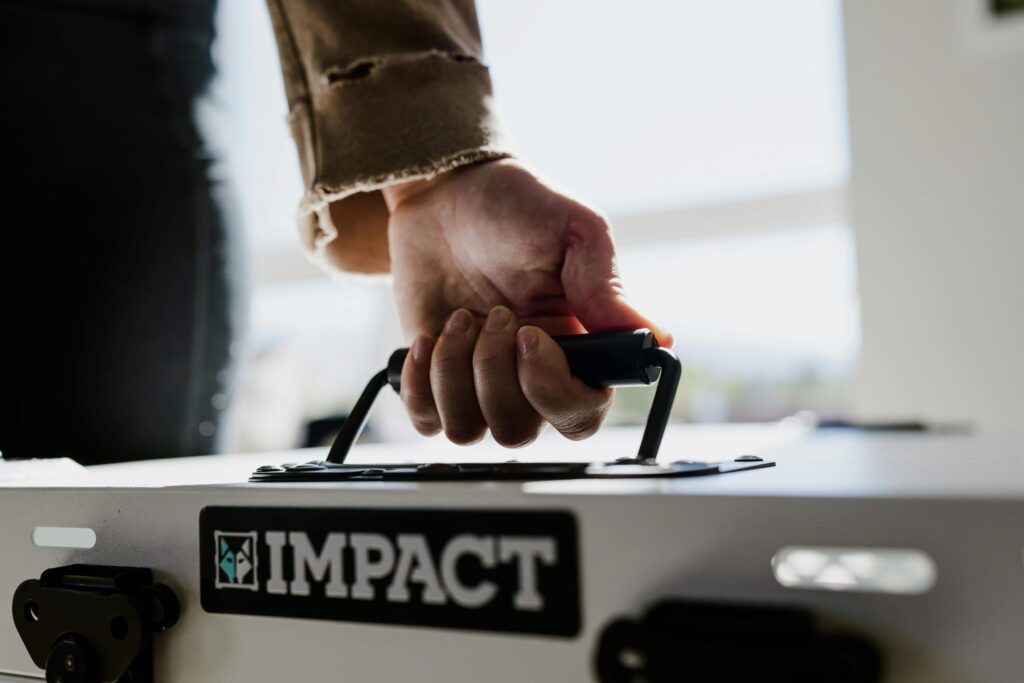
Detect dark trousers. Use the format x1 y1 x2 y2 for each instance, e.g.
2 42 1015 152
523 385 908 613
0 1 238 464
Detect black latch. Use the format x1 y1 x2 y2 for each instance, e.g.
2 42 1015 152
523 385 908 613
12 565 180 683
595 600 883 683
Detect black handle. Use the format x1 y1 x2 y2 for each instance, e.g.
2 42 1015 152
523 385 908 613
387 329 663 391
328 329 680 465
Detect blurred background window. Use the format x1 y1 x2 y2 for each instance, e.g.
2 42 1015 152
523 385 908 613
207 0 854 452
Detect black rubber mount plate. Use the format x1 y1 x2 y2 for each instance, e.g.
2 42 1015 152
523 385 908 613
249 457 774 482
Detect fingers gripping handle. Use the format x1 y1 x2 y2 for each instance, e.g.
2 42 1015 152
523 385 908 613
387 329 665 391
327 329 680 464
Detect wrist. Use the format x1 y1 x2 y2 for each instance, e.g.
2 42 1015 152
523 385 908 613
381 157 508 212
320 192 392 273
381 176 445 212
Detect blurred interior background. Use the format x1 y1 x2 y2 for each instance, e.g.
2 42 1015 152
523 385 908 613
202 0 1023 453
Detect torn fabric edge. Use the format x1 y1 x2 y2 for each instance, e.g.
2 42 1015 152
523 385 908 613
321 49 483 87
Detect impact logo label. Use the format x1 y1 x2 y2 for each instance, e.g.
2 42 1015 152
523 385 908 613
200 507 579 636
214 531 258 590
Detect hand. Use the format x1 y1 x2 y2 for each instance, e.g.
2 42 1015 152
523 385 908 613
382 159 672 447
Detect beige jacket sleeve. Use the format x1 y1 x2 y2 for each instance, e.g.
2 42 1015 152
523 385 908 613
265 0 513 273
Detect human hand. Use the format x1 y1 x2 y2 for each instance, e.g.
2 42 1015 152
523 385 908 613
382 159 672 447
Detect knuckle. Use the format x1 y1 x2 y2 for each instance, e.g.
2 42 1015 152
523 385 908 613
444 423 486 446
430 350 468 377
489 423 539 449
434 330 474 357
564 203 611 237
401 392 440 433
400 382 433 404
526 379 563 408
555 411 602 441
472 348 508 376
411 417 441 436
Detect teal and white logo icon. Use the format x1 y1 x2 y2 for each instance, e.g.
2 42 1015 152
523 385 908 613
215 531 259 590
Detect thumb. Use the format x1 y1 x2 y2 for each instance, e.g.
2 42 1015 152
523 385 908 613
561 216 675 348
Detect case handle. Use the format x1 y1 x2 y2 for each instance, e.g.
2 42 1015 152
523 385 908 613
326 329 680 464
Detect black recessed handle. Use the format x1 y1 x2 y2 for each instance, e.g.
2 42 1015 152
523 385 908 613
327 329 680 465
386 329 663 391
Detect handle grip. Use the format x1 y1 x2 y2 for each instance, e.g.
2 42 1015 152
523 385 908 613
387 329 663 390
327 328 679 465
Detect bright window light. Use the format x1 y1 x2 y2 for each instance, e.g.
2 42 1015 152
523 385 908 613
620 225 859 372
478 0 848 212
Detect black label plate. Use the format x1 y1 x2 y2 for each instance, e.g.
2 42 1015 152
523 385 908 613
199 506 580 637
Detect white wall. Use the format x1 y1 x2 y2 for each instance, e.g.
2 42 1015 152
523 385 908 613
845 0 1024 427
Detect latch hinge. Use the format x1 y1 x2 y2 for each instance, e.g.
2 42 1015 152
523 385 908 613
12 564 179 683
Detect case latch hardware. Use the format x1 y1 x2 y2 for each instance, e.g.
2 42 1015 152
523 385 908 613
12 564 180 683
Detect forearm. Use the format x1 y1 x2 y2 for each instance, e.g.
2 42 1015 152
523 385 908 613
266 0 513 273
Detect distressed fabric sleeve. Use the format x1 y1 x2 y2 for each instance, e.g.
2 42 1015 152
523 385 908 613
265 0 513 273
